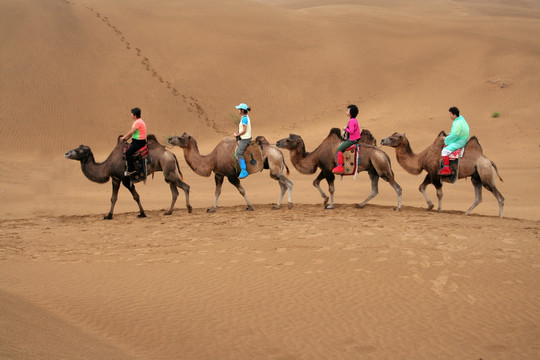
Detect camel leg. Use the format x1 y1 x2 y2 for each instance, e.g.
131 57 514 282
269 172 284 209
178 180 193 214
164 178 192 215
390 178 402 211
419 174 434 211
164 183 179 216
465 175 483 216
227 175 254 211
271 173 294 210
313 171 330 208
285 176 294 209
356 171 379 209
478 165 505 218
122 178 146 218
104 178 122 219
275 181 286 209
484 183 505 218
434 177 443 212
325 172 336 209
207 174 225 213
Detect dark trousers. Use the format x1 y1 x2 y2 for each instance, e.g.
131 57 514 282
126 139 147 171
337 139 358 153
236 138 251 160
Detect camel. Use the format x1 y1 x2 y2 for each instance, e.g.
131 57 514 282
380 131 504 218
255 136 294 209
64 134 192 219
276 128 402 210
167 133 294 212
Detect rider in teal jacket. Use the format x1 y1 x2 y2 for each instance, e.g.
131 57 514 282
440 106 469 175
444 114 469 151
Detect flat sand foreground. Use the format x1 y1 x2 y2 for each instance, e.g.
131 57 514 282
1 205 539 359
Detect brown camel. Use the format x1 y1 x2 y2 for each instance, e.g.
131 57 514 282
276 128 402 210
167 133 294 212
255 136 294 209
380 131 504 217
64 134 192 219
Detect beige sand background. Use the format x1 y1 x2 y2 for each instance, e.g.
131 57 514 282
0 0 539 359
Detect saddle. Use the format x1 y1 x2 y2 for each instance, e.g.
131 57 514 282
341 143 361 176
234 140 263 174
439 147 464 183
123 143 151 183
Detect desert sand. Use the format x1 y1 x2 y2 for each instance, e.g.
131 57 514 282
0 0 539 359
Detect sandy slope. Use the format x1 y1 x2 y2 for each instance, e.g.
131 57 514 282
1 0 539 359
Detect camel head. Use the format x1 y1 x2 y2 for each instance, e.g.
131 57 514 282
276 134 303 150
380 132 406 148
360 129 377 145
64 145 92 161
255 135 270 146
167 133 191 148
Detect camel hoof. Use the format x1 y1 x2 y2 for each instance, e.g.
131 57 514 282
246 206 254 211
207 208 216 213
287 202 293 209
272 205 281 210
426 204 434 211
103 214 113 220
164 211 173 216
138 213 147 218
355 203 366 209
187 206 193 214
324 205 334 210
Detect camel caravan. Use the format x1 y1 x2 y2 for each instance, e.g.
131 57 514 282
65 106 504 218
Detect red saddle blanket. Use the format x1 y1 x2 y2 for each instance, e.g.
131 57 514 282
341 144 360 176
439 147 463 183
123 144 150 183
449 147 464 159
122 144 149 159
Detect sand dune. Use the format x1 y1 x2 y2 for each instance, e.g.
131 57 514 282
1 0 539 359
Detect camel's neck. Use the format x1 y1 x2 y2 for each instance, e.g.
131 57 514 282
288 145 319 174
80 153 111 183
394 140 424 175
183 141 215 177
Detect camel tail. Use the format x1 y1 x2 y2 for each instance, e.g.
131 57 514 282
491 161 503 182
173 153 184 181
284 161 290 176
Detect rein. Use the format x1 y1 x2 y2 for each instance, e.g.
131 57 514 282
357 142 379 149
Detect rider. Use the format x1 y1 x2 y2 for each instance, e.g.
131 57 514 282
332 104 361 174
121 107 147 176
440 106 469 175
233 103 252 179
